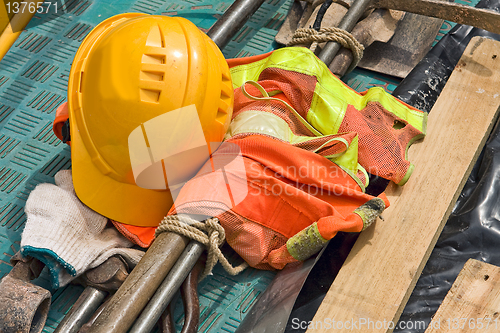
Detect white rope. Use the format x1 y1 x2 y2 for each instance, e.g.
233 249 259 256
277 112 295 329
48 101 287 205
156 215 248 280
288 27 364 72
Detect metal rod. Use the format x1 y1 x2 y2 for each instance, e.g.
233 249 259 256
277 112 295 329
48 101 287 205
87 233 190 333
54 287 107 333
318 0 373 66
207 0 266 49
324 0 500 71
129 241 205 333
371 0 500 35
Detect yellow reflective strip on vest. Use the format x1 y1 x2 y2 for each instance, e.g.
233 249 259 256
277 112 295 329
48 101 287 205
310 83 347 135
229 47 427 134
334 163 366 192
230 57 270 89
320 134 369 189
326 134 359 175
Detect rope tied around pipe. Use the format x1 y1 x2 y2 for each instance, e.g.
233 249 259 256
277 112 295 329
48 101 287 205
288 27 364 73
155 215 248 280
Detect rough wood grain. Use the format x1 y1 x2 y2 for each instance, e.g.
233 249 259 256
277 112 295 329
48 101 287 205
306 36 500 333
425 259 500 333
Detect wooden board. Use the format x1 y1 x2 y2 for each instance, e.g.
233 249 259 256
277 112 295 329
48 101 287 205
425 259 500 333
306 36 500 333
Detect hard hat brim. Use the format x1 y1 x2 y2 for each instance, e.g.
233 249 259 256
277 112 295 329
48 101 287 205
71 123 173 227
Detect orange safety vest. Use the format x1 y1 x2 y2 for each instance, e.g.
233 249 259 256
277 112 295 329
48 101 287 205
53 47 426 255
226 47 426 186
169 134 388 269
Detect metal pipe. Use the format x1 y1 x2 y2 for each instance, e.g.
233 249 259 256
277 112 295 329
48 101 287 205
77 297 112 333
207 0 266 49
129 241 205 333
371 0 500 35
323 0 500 72
53 287 107 333
87 233 190 333
318 0 372 66
0 257 50 333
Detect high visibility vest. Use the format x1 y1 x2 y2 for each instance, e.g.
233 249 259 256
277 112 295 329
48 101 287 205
226 47 427 186
53 47 426 262
170 134 389 269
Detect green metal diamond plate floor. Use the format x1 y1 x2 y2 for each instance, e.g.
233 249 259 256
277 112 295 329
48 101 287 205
0 0 478 332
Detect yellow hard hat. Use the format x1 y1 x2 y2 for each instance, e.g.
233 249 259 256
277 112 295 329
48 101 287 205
67 13 234 227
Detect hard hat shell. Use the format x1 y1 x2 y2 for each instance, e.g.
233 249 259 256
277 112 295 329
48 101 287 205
68 13 233 227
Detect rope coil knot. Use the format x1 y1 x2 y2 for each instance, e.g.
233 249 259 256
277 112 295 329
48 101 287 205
156 215 248 280
288 27 364 73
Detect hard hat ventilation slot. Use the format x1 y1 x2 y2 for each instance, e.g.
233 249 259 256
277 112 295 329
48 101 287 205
221 69 232 82
142 54 165 65
216 71 232 125
216 107 228 124
140 70 164 82
140 89 161 103
220 83 232 99
146 24 163 48
220 70 232 97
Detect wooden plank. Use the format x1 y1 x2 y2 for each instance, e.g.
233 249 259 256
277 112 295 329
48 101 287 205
306 36 500 333
425 259 500 333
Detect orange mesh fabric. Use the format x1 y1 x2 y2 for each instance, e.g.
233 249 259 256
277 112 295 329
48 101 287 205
232 68 317 137
338 102 424 184
291 132 356 156
168 135 388 269
110 221 155 248
217 210 290 271
259 67 315 121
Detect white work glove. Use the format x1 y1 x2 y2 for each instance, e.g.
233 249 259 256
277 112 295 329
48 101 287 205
21 170 144 288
